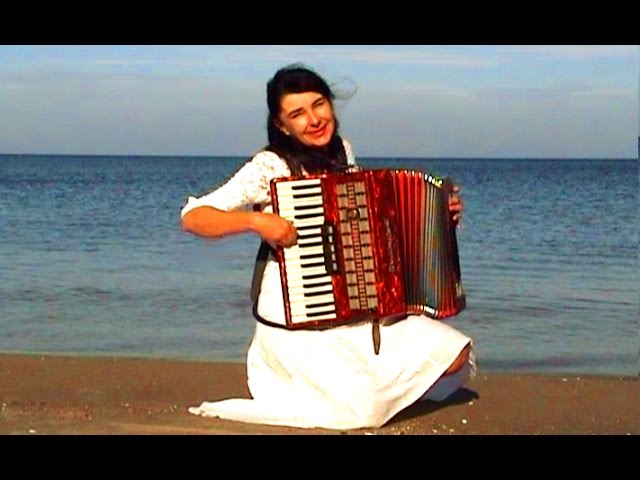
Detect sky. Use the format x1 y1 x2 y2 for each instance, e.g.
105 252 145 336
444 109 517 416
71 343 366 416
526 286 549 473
0 45 638 158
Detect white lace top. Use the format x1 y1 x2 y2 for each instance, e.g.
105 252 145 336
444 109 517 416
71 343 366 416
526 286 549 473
180 139 356 217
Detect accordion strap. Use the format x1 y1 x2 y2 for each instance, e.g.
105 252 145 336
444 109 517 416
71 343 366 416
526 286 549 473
250 240 273 303
250 240 294 330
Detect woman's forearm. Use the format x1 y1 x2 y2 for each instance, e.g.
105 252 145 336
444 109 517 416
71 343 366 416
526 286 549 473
181 206 259 239
182 205 298 247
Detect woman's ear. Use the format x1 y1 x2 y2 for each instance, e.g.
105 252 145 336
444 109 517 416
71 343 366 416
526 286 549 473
274 118 290 136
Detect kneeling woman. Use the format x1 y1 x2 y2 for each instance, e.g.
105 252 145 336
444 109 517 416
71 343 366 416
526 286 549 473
180 64 476 430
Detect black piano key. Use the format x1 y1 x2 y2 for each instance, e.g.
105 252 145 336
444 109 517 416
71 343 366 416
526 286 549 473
296 241 324 248
297 224 322 231
306 309 337 318
303 280 332 289
297 231 321 239
302 272 330 280
293 204 323 211
303 289 334 298
307 301 335 309
292 192 322 199
299 252 326 260
290 183 320 190
294 213 325 220
300 261 326 269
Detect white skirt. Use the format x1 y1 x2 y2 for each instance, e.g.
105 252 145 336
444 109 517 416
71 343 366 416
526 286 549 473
189 260 476 430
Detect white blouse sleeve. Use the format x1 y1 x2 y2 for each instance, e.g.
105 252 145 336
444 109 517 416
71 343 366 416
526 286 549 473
180 150 291 217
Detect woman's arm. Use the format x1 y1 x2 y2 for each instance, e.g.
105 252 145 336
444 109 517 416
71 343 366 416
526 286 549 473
180 150 298 247
181 205 298 248
448 184 463 226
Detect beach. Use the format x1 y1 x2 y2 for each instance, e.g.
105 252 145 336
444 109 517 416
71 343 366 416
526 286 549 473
1 352 637 435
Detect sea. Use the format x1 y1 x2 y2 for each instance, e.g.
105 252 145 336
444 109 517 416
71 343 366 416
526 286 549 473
0 154 637 377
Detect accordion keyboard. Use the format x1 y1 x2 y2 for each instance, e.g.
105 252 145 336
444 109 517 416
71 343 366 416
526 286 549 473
274 178 339 324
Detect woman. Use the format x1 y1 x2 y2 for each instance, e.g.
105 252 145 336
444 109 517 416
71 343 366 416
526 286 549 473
180 64 476 430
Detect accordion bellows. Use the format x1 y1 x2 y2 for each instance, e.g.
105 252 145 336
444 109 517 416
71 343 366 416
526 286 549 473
270 168 466 330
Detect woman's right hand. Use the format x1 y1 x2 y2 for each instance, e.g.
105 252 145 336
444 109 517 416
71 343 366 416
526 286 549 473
251 212 298 248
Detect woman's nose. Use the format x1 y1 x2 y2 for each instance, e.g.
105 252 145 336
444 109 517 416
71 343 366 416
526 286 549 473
308 111 320 126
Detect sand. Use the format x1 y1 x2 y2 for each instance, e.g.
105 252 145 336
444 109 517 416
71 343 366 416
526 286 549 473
0 352 637 435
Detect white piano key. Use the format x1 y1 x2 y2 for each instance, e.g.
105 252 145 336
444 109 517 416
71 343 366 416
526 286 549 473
286 275 332 286
290 312 337 323
283 256 326 267
285 277 331 289
287 239 325 249
295 307 337 318
287 186 323 195
286 283 332 295
276 181 322 190
288 281 333 292
281 257 327 269
279 206 325 217
278 205 324 216
286 278 332 290
276 193 323 203
289 286 335 300
297 237 323 246
289 293 334 304
289 293 335 305
287 284 333 296
290 306 334 317
289 218 326 228
284 255 327 266
277 188 322 197
276 178 322 189
276 188 321 198
284 266 330 279
296 226 323 236
284 245 325 257
290 301 336 314
277 197 323 208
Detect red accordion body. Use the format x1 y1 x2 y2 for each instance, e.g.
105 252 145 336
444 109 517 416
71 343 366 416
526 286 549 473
270 168 466 330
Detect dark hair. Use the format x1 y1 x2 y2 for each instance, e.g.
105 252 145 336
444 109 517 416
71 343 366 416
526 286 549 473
265 63 348 176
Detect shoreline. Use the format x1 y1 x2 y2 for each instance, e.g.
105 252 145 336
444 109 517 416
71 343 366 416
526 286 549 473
2 348 633 379
1 352 637 435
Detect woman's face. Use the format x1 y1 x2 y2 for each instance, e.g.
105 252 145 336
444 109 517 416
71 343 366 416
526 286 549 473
276 91 335 148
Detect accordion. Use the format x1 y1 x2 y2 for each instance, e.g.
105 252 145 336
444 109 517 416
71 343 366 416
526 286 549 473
270 167 466 330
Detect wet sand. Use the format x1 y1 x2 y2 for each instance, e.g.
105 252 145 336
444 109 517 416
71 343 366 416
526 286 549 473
0 352 637 435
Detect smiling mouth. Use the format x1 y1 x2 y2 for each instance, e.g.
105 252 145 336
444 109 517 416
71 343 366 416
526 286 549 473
308 125 327 137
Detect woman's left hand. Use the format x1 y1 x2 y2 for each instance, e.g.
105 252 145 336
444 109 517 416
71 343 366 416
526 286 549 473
449 184 463 227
